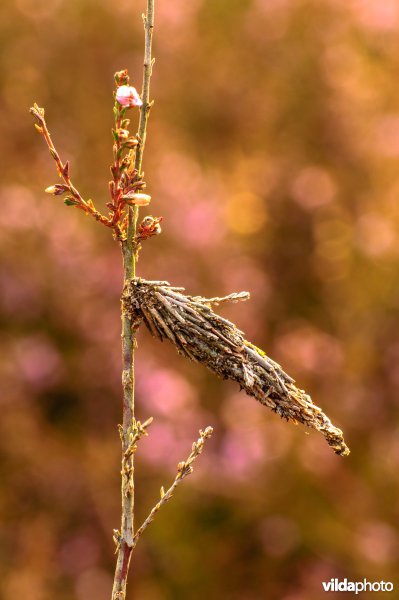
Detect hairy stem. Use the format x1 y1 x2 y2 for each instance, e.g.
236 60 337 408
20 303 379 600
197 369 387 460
112 2 155 599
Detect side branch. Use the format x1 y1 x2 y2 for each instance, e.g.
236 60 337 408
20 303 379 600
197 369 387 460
111 416 153 600
132 426 213 549
29 104 123 239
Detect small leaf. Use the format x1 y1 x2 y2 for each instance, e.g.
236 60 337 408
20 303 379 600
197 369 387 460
62 161 70 179
160 486 165 499
34 124 43 134
49 148 58 161
64 197 78 206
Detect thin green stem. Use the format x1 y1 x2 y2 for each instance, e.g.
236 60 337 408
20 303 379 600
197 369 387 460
129 0 155 272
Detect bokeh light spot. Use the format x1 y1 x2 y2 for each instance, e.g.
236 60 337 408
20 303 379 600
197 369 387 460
225 192 267 235
291 166 336 209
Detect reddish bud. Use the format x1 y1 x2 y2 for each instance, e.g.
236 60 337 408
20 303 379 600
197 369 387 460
116 128 129 141
137 215 163 241
114 69 130 86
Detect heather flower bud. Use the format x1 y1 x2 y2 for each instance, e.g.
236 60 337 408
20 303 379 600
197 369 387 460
45 184 69 196
45 186 57 194
137 215 162 241
116 128 129 141
122 192 151 206
124 137 139 149
116 85 143 108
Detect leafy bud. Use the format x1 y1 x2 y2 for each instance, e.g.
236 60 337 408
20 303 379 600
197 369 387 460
114 69 130 86
137 215 163 241
116 128 129 141
64 197 79 206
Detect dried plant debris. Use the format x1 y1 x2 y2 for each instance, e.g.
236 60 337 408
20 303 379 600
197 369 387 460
123 278 350 457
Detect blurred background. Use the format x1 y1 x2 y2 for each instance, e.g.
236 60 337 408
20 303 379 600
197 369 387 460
1 0 399 598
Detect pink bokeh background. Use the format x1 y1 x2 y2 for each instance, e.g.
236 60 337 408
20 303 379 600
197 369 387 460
1 0 399 598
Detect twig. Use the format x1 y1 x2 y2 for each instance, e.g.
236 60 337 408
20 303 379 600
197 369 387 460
112 417 153 552
132 427 213 549
112 2 155 599
124 0 155 265
29 104 124 239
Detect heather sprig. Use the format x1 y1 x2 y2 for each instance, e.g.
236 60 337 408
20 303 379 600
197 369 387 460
30 71 160 247
30 102 123 233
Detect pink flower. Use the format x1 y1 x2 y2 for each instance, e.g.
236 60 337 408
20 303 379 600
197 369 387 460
116 85 143 108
